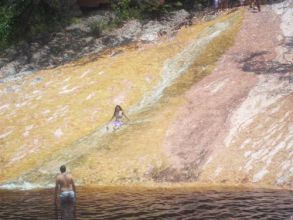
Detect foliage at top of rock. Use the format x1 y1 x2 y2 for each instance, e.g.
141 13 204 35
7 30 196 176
0 0 81 47
0 0 219 48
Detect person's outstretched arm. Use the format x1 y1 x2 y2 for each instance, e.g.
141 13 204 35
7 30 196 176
123 111 130 121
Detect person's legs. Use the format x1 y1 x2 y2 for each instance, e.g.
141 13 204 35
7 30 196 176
255 0 261 11
60 193 76 219
249 0 253 8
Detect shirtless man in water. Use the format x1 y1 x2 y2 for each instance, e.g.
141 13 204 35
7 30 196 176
54 165 76 205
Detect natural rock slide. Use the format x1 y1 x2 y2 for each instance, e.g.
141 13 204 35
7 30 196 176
0 1 292 189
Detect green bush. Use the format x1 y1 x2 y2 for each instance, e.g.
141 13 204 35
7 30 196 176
110 0 169 22
0 6 14 46
111 0 141 20
89 20 108 36
0 0 71 48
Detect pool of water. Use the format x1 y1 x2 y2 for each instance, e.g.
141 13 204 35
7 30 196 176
0 187 292 219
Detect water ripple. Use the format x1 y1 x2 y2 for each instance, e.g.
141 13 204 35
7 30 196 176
0 188 292 219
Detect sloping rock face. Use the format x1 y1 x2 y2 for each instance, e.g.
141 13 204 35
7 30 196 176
0 2 291 190
163 2 292 188
0 10 242 189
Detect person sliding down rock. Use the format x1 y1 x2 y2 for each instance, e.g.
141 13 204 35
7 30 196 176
107 105 129 131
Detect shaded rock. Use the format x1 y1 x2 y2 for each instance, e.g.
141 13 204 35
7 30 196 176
102 35 119 46
0 61 19 78
112 20 142 41
82 37 94 43
169 9 191 25
140 20 164 42
30 42 41 52
3 47 18 59
19 64 35 72
66 23 92 35
31 47 50 65
0 58 9 68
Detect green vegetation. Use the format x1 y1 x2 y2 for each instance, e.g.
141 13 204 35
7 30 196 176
90 0 170 36
111 0 140 20
111 0 174 21
89 20 108 37
108 0 188 30
0 0 74 48
0 0 240 48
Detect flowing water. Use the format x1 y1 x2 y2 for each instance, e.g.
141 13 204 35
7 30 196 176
0 187 292 219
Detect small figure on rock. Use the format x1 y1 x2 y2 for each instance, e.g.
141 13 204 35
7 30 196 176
107 105 129 131
249 0 261 12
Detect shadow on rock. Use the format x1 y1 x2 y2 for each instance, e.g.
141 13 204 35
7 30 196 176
240 51 293 75
284 36 293 48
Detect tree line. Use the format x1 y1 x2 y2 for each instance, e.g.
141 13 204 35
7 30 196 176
0 0 243 48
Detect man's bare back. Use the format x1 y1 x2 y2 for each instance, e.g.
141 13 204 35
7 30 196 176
56 173 74 192
55 165 76 205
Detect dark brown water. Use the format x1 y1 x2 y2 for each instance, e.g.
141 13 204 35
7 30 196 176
0 187 292 220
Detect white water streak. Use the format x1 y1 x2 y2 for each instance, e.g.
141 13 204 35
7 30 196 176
130 21 231 113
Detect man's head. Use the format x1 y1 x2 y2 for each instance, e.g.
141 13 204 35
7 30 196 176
60 165 66 173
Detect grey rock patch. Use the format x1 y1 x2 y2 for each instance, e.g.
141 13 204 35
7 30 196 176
112 19 142 41
140 20 164 42
32 77 43 84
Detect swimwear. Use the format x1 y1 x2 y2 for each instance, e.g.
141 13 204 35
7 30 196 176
113 120 123 128
60 191 75 202
111 110 124 129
